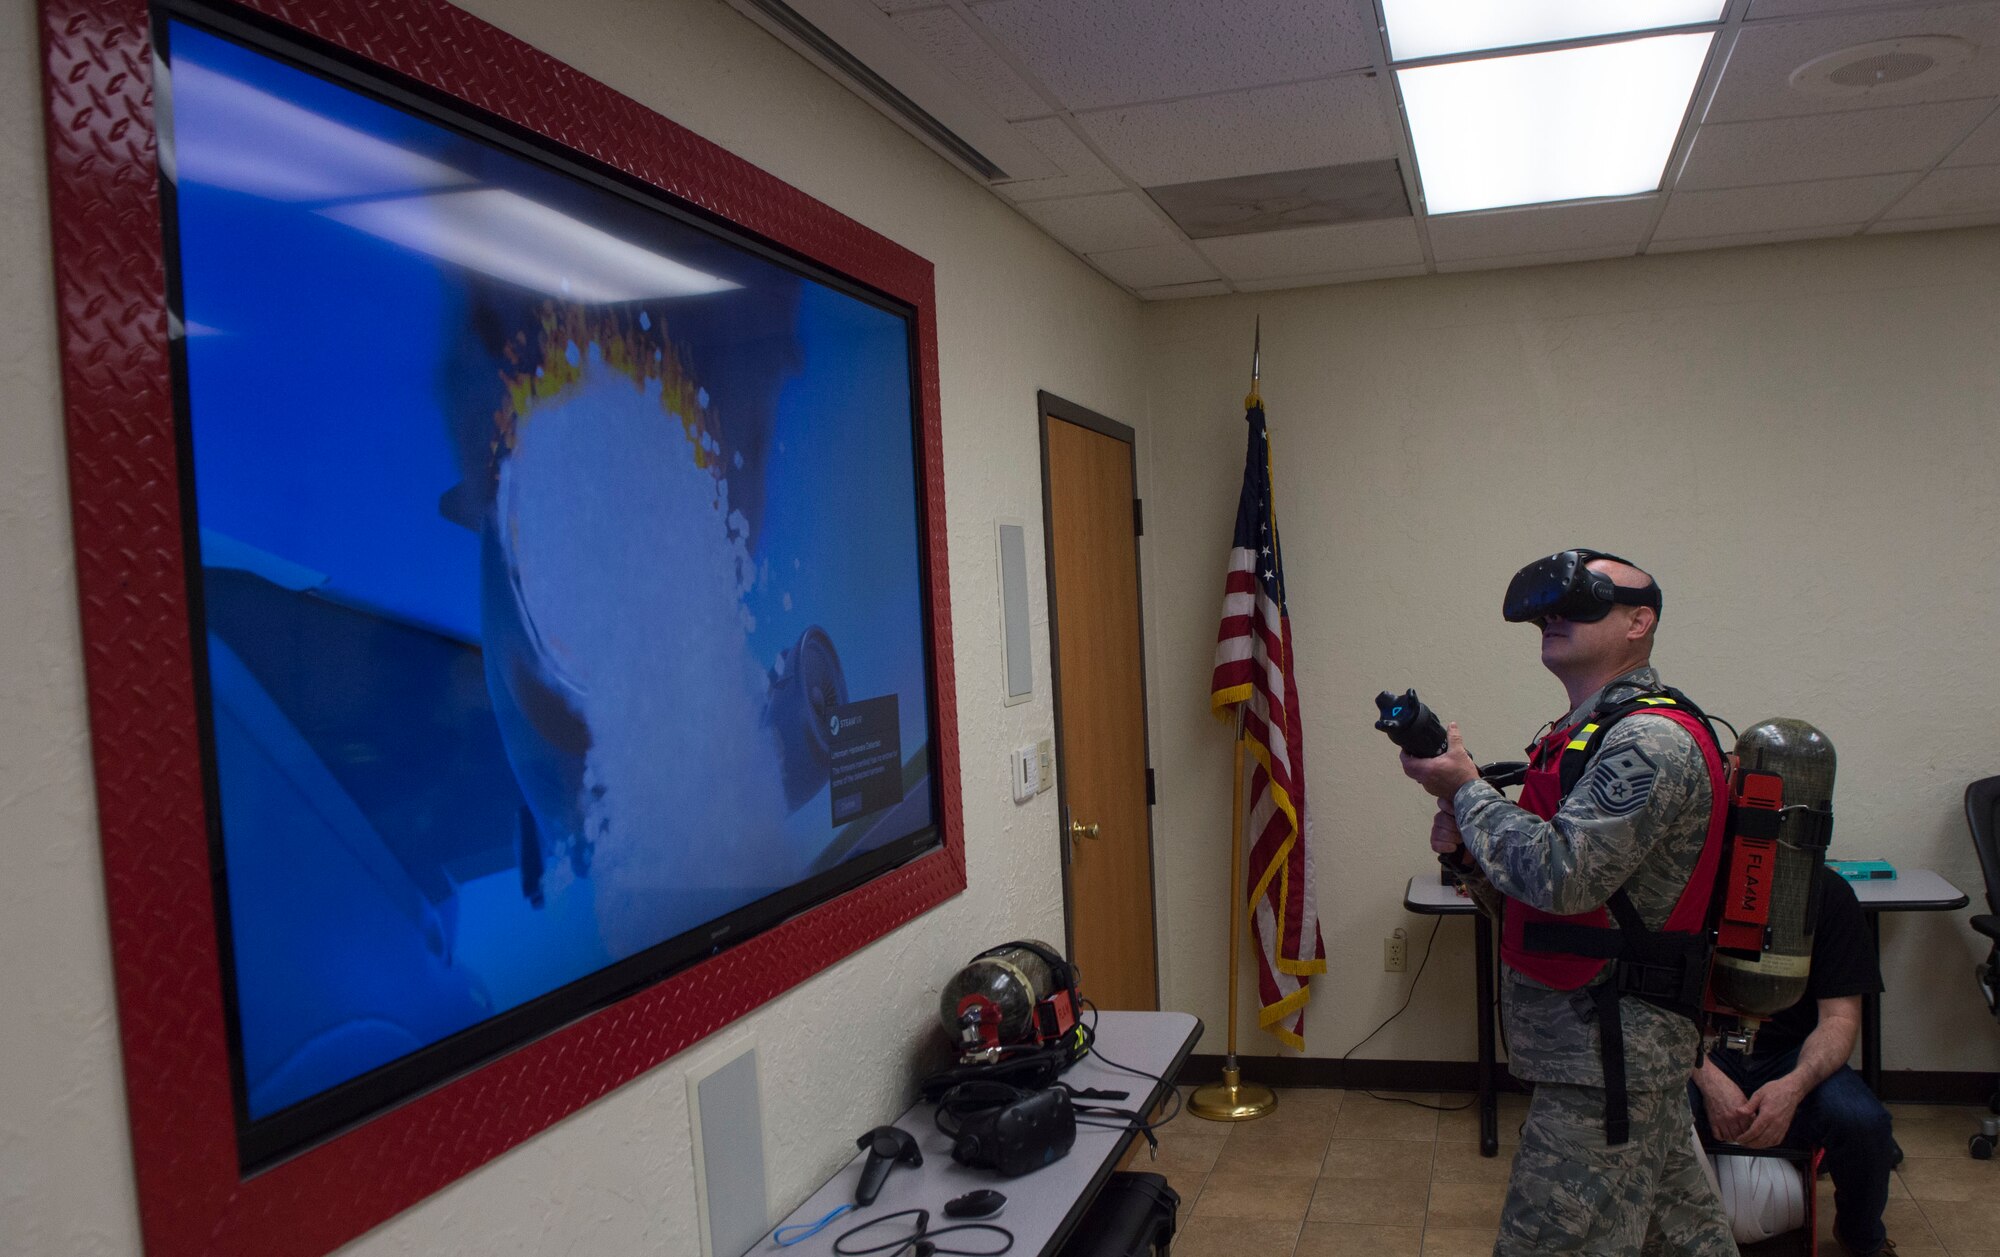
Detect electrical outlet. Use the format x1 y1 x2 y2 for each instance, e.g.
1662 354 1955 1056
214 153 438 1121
1384 930 1407 973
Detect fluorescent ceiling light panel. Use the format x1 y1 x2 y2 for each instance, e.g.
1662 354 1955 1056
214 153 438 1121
1399 33 1713 216
323 189 740 303
1382 0 1724 62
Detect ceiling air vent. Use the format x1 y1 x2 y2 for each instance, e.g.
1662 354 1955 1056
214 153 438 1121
1788 36 1975 99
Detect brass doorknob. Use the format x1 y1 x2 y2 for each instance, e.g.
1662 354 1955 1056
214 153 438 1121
1070 820 1100 840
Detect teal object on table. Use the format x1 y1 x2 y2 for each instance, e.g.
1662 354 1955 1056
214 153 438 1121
1827 858 1898 880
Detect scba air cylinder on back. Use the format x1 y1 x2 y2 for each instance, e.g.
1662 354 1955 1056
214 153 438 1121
1709 718 1838 1049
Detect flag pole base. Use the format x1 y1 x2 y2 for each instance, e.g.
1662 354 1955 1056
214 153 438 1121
1189 1064 1277 1122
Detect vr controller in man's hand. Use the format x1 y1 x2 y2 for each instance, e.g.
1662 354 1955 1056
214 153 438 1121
1374 689 1448 759
1375 689 1528 789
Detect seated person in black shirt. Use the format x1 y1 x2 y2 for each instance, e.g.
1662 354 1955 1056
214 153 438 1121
1689 869 1896 1255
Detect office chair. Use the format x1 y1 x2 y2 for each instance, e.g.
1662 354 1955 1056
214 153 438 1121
1963 776 2000 1158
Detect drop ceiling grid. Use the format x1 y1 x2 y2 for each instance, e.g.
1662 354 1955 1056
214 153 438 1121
1678 98 1996 188
1946 103 2000 161
1070 73 1400 188
1013 190 1182 254
853 0 2000 293
968 0 1380 112
886 6 1049 120
1706 1 2000 123
1851 93 2000 228
1628 0 1751 257
1655 172 1921 239
1431 198 1663 262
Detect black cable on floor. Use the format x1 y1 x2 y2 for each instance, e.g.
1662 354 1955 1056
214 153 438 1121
1334 915 1472 1112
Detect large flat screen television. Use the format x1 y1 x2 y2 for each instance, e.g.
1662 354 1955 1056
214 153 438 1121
152 4 942 1168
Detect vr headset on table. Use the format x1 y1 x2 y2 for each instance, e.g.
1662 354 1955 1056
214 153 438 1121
1503 548 1662 626
934 1081 1077 1176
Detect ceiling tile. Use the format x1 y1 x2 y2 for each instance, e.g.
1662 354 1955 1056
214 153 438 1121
1147 161 1410 239
1075 76 1396 187
1434 246 1636 273
1884 161 2000 216
1866 207 2000 230
1197 218 1422 282
1654 173 1914 238
970 0 1378 112
1707 5 2000 124
1014 191 1180 253
991 119 1126 202
889 8 1049 120
1233 263 1428 292
1137 279 1232 300
1086 241 1219 289
1945 106 2000 165
1677 100 1992 188
1427 198 1658 263
1646 223 1863 252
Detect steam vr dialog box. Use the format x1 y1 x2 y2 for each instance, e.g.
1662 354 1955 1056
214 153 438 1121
829 695 904 824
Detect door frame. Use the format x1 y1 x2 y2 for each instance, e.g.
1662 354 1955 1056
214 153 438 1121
1036 390 1161 1008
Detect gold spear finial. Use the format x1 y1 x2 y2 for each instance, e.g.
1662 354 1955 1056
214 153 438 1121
1244 315 1262 410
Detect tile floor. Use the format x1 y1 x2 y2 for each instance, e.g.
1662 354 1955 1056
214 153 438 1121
1113 1088 2000 1257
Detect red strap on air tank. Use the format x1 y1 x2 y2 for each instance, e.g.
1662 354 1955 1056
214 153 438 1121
1716 771 1783 952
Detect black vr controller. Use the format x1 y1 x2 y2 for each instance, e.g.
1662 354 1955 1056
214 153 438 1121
854 1125 922 1206
1375 689 1448 759
1375 689 1527 789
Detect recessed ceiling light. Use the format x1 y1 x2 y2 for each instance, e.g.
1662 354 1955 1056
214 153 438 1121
1382 0 1724 62
1399 33 1714 216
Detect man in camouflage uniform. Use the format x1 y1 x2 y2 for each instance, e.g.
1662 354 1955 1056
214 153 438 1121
1401 554 1736 1256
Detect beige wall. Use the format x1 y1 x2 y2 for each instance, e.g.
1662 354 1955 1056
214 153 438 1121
1139 231 2000 1078
0 0 1144 1253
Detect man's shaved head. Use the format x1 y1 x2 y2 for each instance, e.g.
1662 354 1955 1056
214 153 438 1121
1586 556 1654 592
1586 557 1659 641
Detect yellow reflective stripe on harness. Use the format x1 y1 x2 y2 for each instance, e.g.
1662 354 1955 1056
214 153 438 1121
1634 697 1678 706
1565 722 1600 751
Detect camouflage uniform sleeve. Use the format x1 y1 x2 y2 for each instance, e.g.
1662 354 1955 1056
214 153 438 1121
1449 857 1506 921
1450 715 1707 916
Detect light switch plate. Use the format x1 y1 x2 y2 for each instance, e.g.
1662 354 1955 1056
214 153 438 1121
1012 745 1038 803
1035 738 1053 793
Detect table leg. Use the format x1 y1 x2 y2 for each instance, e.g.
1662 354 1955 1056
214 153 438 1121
1862 911 1882 1095
1475 912 1498 1157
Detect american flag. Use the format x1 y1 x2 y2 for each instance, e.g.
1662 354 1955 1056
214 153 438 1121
1209 399 1326 1049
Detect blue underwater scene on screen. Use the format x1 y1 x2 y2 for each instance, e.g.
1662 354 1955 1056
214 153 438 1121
163 21 936 1122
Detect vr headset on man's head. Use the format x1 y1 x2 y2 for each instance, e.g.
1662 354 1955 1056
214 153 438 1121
1503 548 1662 626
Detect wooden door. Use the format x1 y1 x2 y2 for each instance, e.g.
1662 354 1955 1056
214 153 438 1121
1041 396 1158 1011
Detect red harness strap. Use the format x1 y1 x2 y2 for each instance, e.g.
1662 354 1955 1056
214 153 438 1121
1492 694 1728 1144
1501 705 1728 986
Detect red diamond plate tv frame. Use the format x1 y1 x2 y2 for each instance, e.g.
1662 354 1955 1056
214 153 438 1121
37 0 962 1253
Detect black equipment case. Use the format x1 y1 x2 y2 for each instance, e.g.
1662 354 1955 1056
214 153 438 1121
1056 1171 1179 1257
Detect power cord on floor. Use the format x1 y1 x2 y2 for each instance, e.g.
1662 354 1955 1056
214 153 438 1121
1334 915 1471 1113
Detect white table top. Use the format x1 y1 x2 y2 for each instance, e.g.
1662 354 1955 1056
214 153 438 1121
1844 867 1967 909
1403 868 1967 913
1405 872 1477 913
755 1010 1201 1257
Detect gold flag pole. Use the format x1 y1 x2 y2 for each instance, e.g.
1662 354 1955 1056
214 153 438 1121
1191 321 1277 1122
